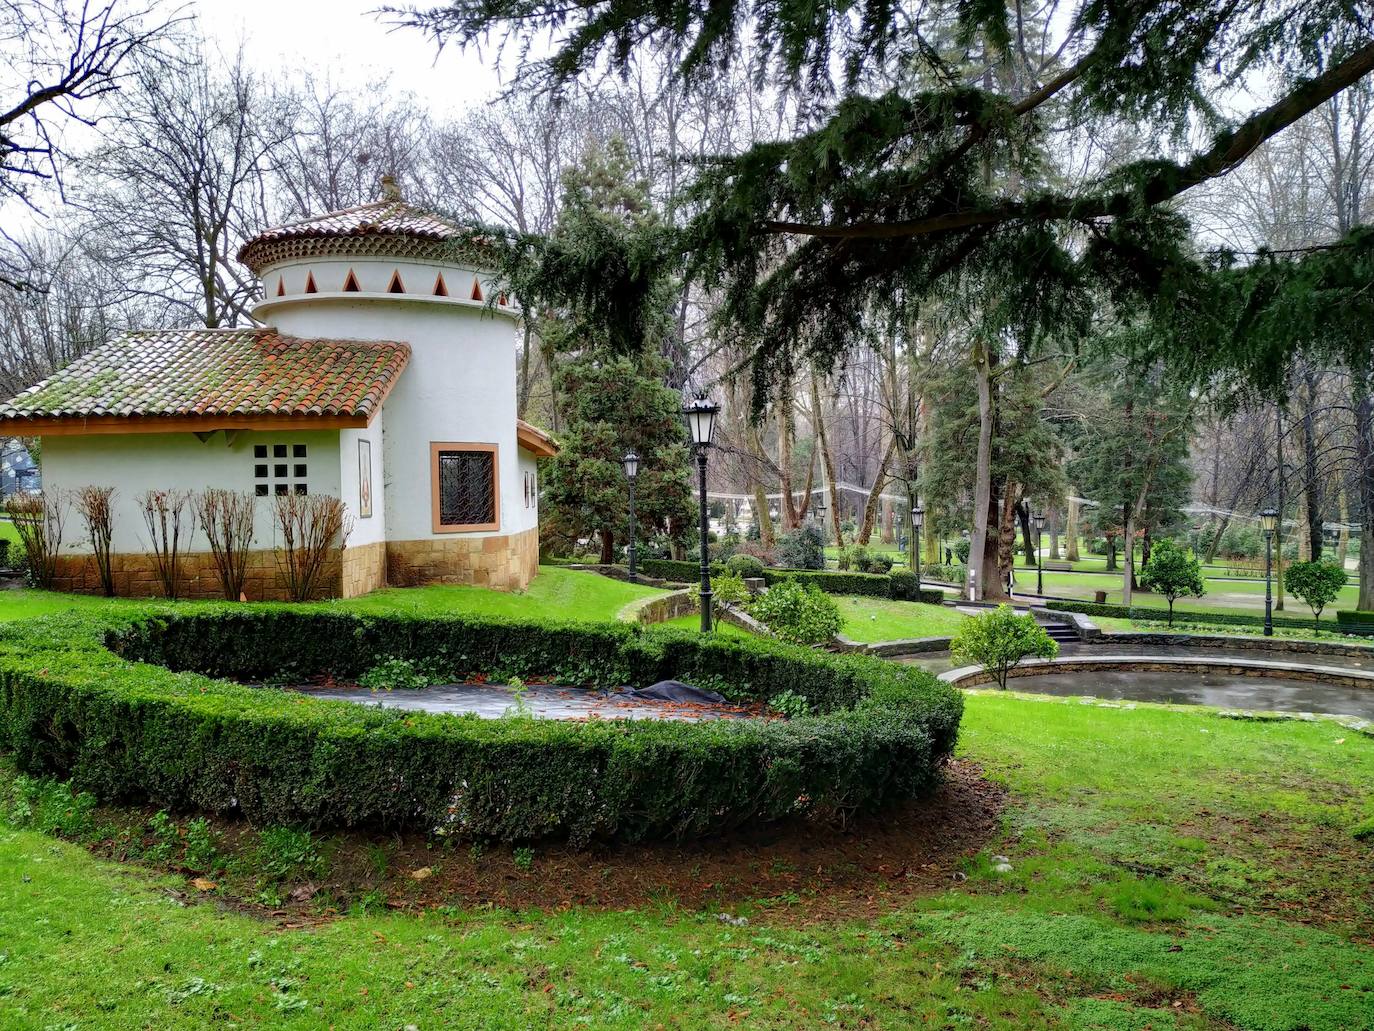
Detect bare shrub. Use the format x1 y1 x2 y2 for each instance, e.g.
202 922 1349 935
196 489 257 600
273 493 352 601
138 489 196 599
4 490 67 588
73 486 117 596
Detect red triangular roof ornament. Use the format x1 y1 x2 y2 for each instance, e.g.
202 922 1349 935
433 273 448 297
276 276 285 297
470 278 483 302
387 270 406 294
304 271 317 294
343 269 361 292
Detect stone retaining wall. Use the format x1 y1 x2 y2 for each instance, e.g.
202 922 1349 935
1094 631 1374 659
629 589 698 625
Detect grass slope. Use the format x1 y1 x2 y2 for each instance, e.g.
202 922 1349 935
0 565 665 624
3 682 1371 1027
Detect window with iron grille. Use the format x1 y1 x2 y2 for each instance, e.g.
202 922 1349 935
431 443 498 530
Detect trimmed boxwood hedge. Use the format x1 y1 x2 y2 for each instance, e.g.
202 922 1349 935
637 559 945 604
1336 610 1374 634
1046 599 1321 631
0 608 962 846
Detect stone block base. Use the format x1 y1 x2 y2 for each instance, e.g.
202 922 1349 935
386 526 538 591
341 540 387 598
45 527 539 600
50 548 341 602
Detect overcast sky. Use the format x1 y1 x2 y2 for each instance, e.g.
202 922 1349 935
192 0 516 112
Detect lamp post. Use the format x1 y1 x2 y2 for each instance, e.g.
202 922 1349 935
1033 511 1046 597
1260 508 1278 636
622 451 639 580
912 505 925 593
684 394 721 632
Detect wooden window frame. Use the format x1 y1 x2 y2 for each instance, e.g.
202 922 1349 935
430 441 500 533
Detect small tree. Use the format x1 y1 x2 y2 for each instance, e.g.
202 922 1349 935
196 489 257 600
1285 559 1348 631
139 489 196 599
1137 538 1206 626
4 489 67 588
949 605 1059 690
73 486 117 596
750 579 843 645
273 493 352 601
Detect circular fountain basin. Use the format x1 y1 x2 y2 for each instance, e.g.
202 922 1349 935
940 654 1374 719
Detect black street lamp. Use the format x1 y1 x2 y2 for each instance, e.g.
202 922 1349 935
1260 507 1278 636
1032 511 1046 596
622 450 639 580
912 505 925 593
684 394 721 632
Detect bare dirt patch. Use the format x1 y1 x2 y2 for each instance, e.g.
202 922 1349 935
96 760 1005 926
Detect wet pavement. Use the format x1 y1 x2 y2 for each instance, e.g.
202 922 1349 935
996 668 1374 719
287 681 758 721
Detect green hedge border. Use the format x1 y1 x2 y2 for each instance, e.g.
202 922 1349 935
1046 599 1322 631
0 608 962 845
639 559 944 604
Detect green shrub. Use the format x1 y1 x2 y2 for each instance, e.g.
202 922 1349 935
949 604 1059 689
712 571 752 606
254 827 323 881
1138 539 1205 626
1285 559 1348 630
954 539 970 563
724 554 765 578
752 580 845 644
775 526 825 569
640 558 716 582
357 656 436 691
4 774 96 839
770 689 811 718
0 608 962 845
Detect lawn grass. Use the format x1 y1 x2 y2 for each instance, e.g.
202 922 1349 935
835 595 968 642
660 612 755 638
0 565 665 625
1 685 1371 1028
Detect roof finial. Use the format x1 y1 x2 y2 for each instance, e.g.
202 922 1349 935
380 174 402 202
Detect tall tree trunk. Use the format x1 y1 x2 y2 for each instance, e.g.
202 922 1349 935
778 389 799 529
599 527 614 565
744 421 777 549
969 341 995 599
1121 503 1136 606
1065 493 1081 561
1301 368 1323 560
1049 507 1060 560
1338 485 1351 567
1016 498 1034 566
1353 374 1374 609
517 319 535 418
857 436 897 545
1294 488 1311 562
996 484 1018 594
809 375 844 547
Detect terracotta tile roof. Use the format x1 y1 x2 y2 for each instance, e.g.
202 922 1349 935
516 418 559 457
238 200 469 272
0 328 409 425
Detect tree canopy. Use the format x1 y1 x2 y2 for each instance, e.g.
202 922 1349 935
403 0 1374 402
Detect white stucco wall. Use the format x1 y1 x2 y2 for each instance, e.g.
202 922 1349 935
339 414 385 547
41 430 341 555
255 271 523 543
515 448 540 534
